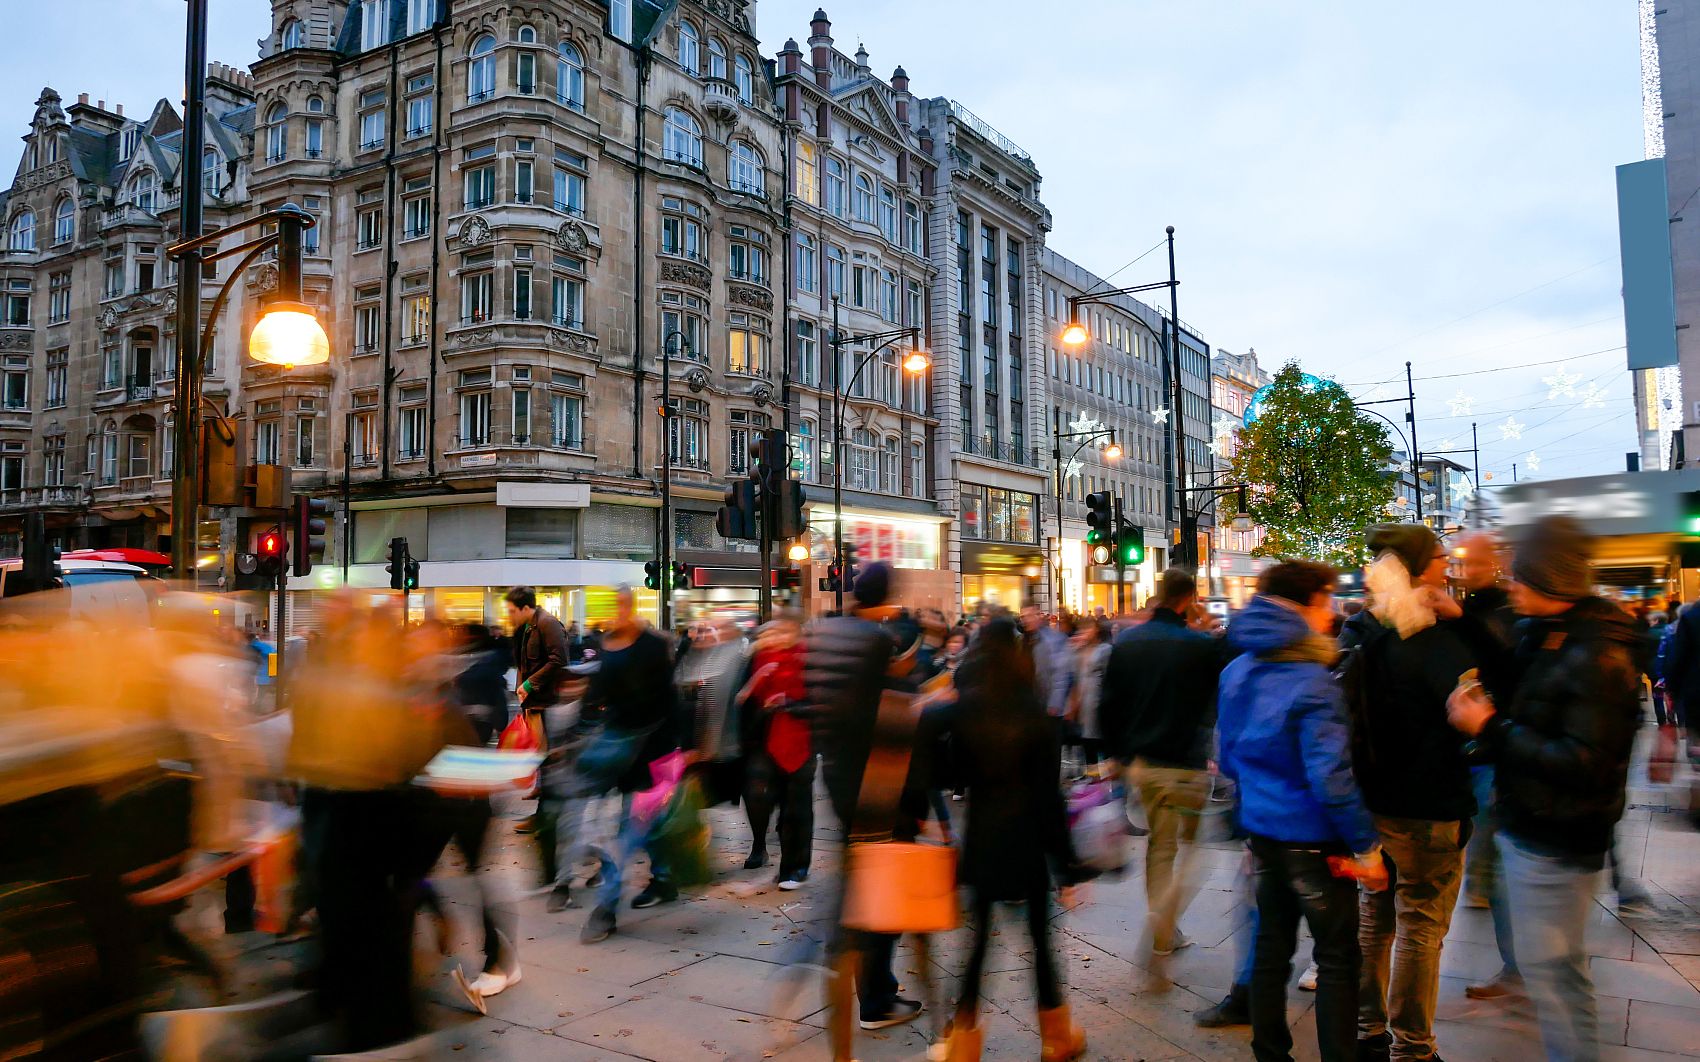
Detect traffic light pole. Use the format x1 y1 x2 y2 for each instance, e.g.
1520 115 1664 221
758 483 774 624
1113 495 1128 615
273 560 288 711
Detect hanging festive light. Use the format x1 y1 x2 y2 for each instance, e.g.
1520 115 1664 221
1542 368 1581 400
1152 406 1171 425
1579 383 1608 409
1526 451 1542 472
1498 416 1525 441
1448 390 1475 417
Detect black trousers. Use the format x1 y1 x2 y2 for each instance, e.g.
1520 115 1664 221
744 750 816 877
1248 836 1362 1062
415 796 512 974
958 883 1063 1014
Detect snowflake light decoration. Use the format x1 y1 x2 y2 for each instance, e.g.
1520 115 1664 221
1448 390 1475 417
1498 416 1525 441
1579 383 1608 410
1435 438 1454 452
1542 368 1581 400
1151 406 1171 425
1449 472 1475 499
1526 451 1541 472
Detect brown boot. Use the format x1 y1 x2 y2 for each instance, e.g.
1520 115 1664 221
1038 1004 1085 1062
943 1014 984 1062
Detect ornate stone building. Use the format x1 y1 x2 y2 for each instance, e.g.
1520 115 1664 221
0 72 261 559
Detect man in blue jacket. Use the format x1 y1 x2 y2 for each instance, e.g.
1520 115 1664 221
1219 560 1388 1062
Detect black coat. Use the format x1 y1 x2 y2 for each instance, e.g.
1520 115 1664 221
454 646 511 745
1477 597 1642 862
1458 585 1518 704
585 628 679 793
1340 610 1479 823
802 614 898 828
1097 609 1225 768
917 670 1083 900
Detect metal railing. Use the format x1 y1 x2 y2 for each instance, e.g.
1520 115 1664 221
962 435 1041 468
948 100 1033 163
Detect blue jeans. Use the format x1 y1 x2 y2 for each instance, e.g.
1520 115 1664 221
1498 833 1599 1062
591 795 666 910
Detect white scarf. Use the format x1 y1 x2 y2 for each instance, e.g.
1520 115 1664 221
1366 552 1436 638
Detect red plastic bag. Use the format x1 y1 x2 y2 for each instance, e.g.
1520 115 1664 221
498 711 541 793
1649 723 1679 784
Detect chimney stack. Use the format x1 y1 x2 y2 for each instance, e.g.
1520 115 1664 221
78 92 89 106
891 66 910 126
115 103 123 116
809 8 833 90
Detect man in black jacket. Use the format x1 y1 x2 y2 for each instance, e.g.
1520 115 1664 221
1343 525 1477 1062
803 562 923 1052
505 587 570 837
1449 516 1641 1062
1098 568 1224 964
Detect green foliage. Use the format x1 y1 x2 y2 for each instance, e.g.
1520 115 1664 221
1229 361 1395 568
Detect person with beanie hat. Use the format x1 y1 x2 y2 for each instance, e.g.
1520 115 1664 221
1341 525 1478 1062
1448 516 1642 1062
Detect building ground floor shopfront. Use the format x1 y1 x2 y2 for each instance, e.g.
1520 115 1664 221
1053 531 1165 617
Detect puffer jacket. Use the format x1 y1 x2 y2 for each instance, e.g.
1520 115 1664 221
802 614 896 826
1476 596 1642 862
1217 595 1378 853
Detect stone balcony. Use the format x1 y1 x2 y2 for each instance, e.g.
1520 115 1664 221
0 485 88 511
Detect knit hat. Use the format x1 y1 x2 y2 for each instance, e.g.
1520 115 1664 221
853 560 892 609
1367 523 1441 578
1512 515 1593 602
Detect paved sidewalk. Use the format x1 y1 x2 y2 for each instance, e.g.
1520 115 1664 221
403 776 1700 1061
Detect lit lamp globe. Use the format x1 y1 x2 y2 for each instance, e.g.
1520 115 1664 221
1060 320 1088 346
249 301 330 369
787 541 810 562
1103 442 1124 460
902 350 931 374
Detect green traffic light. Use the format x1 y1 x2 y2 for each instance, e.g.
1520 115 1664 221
1122 541 1144 565
1086 529 1103 545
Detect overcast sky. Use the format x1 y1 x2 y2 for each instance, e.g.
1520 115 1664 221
2 1 1643 489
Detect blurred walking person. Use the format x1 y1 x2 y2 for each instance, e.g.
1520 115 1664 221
505 587 570 835
1098 569 1225 965
739 615 815 888
1218 561 1388 1062
928 617 1093 1062
1341 526 1477 1062
1069 618 1112 766
1448 517 1642 1062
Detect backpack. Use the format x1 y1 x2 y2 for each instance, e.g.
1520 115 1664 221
1331 613 1390 774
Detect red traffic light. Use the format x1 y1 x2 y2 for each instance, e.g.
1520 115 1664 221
259 531 284 557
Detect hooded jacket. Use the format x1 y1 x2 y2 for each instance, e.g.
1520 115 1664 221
1476 596 1642 862
1218 595 1378 853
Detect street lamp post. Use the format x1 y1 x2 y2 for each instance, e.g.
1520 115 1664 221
1051 420 1121 613
166 202 325 580
826 296 928 612
658 330 690 631
1060 227 1195 567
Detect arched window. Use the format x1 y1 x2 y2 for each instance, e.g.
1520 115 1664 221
265 101 287 160
516 31 538 95
468 34 496 101
734 55 754 103
52 198 74 244
100 420 119 484
881 436 899 494
280 18 304 49
852 173 874 222
850 427 875 490
556 41 584 109
304 97 324 158
307 95 324 113
707 37 727 80
878 185 897 242
127 171 156 213
824 157 847 217
678 21 699 75
8 210 34 252
728 141 763 195
663 107 702 166
203 148 221 195
517 25 536 43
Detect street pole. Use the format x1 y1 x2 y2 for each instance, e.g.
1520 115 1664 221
1113 494 1128 615
170 0 208 580
1165 228 1192 571
341 411 352 582
758 472 773 624
659 334 674 631
1052 414 1064 613
831 297 845 613
273 559 287 709
1407 361 1422 525
1471 422 1481 528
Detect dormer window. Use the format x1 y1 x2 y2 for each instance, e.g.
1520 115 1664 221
281 18 304 49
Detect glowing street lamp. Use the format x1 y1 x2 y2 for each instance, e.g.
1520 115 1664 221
1060 319 1089 346
903 350 931 374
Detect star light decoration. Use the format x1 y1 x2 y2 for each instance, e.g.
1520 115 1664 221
1064 457 1085 482
1543 368 1582 400
1526 451 1541 472
1151 406 1171 425
1449 472 1475 500
1448 390 1475 417
1579 383 1608 409
1498 416 1525 441
1211 413 1241 444
1067 411 1106 438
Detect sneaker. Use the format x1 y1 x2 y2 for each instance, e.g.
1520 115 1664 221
777 869 810 891
631 880 679 909
1298 961 1320 991
1617 890 1657 918
1193 987 1250 1028
744 848 769 870
859 998 924 1030
1464 969 1522 1000
452 965 521 1016
1152 932 1193 957
546 887 575 913
580 903 617 944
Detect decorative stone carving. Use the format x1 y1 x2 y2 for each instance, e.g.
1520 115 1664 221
0 332 32 351
252 263 279 294
749 382 773 407
458 214 493 248
685 367 710 393
728 283 772 312
16 160 71 190
100 307 119 331
453 329 497 346
555 220 590 253
163 292 177 317
658 260 712 292
547 329 592 352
